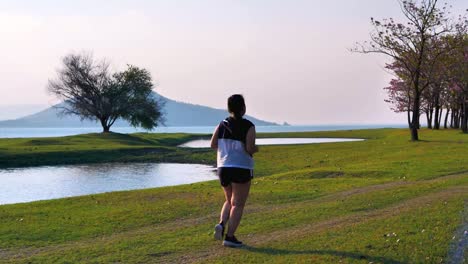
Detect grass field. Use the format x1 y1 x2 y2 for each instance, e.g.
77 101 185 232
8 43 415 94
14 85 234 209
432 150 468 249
0 128 467 263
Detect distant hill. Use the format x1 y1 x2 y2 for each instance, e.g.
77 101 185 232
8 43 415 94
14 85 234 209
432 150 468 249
0 104 49 121
0 92 277 128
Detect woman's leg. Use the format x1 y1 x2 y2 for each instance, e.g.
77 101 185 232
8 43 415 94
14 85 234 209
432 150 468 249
220 185 232 224
226 181 251 237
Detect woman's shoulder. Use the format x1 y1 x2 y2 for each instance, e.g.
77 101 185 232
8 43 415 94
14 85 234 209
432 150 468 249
222 117 254 128
242 118 255 128
219 117 230 124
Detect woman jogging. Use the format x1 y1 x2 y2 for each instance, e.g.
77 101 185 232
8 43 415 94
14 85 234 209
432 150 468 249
210 94 258 247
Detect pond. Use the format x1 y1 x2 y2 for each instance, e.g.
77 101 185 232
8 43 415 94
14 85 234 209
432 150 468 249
179 138 364 148
0 163 216 205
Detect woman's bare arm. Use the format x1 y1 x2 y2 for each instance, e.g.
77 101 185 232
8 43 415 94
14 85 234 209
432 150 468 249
210 125 220 150
245 126 258 155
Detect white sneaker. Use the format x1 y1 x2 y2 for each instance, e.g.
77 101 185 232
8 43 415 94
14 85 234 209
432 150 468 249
214 224 224 241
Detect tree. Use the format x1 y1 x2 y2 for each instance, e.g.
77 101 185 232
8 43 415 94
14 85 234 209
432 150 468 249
384 79 412 127
384 62 416 127
422 36 451 129
48 53 164 133
353 0 453 141
445 26 468 132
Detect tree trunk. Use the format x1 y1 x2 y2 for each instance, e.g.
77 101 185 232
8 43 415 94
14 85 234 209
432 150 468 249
459 110 463 129
454 108 461 129
411 121 419 140
462 99 468 133
437 107 443 129
450 108 455 128
407 110 412 128
100 118 111 133
410 92 420 141
432 93 440 129
453 109 457 128
425 112 431 129
444 109 450 129
426 109 433 129
434 105 441 130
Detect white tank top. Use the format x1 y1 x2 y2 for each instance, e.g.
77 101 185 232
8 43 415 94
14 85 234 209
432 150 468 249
216 117 254 169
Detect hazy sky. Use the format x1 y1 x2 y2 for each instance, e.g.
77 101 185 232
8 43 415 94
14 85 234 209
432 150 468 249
0 0 466 124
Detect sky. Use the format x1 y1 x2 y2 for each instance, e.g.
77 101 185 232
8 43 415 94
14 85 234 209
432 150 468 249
0 0 466 124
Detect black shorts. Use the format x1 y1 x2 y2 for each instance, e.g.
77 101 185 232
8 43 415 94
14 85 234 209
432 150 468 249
217 167 253 187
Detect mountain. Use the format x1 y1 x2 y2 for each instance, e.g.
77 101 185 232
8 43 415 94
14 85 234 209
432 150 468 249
0 93 277 128
0 104 49 121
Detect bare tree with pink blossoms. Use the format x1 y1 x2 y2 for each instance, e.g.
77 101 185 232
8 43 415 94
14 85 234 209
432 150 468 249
383 62 416 127
353 0 455 140
446 23 468 132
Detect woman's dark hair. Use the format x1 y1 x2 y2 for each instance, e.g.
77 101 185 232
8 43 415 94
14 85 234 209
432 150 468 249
228 94 246 119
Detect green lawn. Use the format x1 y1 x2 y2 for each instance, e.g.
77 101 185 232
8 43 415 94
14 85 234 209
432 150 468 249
0 133 213 168
0 128 467 263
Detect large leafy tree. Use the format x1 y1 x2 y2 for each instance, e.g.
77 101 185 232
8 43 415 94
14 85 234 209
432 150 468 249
48 53 164 132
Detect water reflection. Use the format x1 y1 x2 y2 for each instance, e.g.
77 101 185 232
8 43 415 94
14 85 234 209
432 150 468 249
179 138 364 148
0 163 216 205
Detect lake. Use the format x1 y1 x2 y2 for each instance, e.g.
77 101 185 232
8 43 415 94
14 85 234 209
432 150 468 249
0 163 216 205
0 124 404 138
180 138 365 148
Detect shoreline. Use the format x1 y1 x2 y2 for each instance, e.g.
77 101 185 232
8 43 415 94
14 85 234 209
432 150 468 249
0 124 407 139
0 128 463 169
